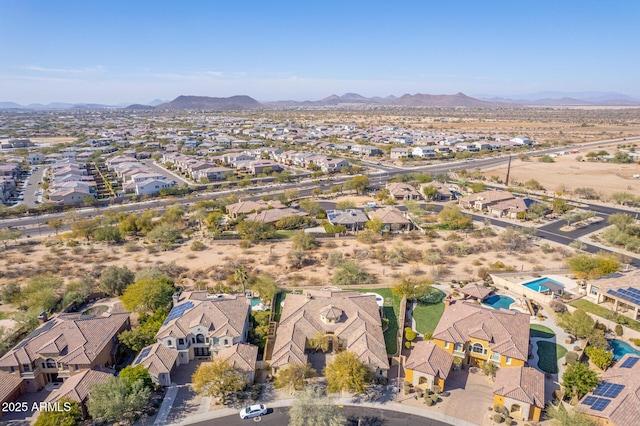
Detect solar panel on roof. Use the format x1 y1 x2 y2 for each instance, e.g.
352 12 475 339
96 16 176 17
627 287 640 296
593 382 624 398
621 357 639 368
163 301 194 325
134 347 152 365
582 396 597 406
591 398 611 412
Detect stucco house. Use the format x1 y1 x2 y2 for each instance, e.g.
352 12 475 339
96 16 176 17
404 340 453 392
493 366 545 422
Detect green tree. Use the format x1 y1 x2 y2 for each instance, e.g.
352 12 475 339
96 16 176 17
344 175 370 194
192 358 247 400
335 199 356 210
551 197 573 214
247 310 270 350
299 198 322 216
234 265 249 294
93 226 123 243
146 222 181 247
119 308 168 353
331 260 372 286
559 309 595 338
499 227 530 253
309 330 331 353
46 218 64 236
422 184 438 200
87 376 150 423
251 274 280 303
274 363 317 392
392 275 432 300
610 192 636 206
438 206 473 229
289 387 345 426
161 204 185 224
585 346 614 370
121 276 175 313
99 265 135 296
119 364 154 391
469 182 487 193
291 230 318 251
0 228 21 249
71 218 99 241
20 274 62 312
539 154 555 163
119 213 140 235
324 351 371 394
236 220 276 242
205 211 224 232
365 217 384 233
562 362 600 400
608 213 636 232
566 252 621 279
33 397 81 426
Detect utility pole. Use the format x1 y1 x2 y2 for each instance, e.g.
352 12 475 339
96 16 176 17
505 155 512 186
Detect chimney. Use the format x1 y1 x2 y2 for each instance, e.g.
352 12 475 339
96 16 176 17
172 292 181 307
37 312 48 324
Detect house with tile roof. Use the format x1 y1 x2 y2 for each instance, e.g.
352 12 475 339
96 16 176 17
385 182 423 200
245 207 307 224
366 206 413 232
269 289 388 378
132 343 180 387
218 342 259 384
155 291 251 366
577 353 640 426
326 209 369 231
0 370 25 420
404 340 453 392
458 283 493 302
431 301 529 368
226 200 286 219
0 312 130 393
493 366 545 422
586 269 640 322
44 368 114 419
459 190 516 212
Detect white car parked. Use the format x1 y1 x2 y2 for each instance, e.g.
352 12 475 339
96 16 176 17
239 404 267 419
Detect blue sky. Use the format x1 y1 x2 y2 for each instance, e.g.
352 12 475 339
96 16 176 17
1 0 639 104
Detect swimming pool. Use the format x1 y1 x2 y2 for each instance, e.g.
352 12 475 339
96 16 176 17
483 295 515 310
521 277 564 292
250 297 262 307
609 339 640 361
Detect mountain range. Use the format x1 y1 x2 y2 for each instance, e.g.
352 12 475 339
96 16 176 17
2 91 639 111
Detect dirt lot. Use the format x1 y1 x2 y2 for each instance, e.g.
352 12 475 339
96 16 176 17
481 141 640 199
0 219 569 298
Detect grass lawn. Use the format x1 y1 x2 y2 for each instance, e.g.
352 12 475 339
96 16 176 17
530 324 556 339
352 288 400 355
537 341 567 374
272 291 289 323
413 288 446 336
275 230 295 238
569 299 640 332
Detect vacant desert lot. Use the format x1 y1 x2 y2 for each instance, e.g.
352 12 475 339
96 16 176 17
482 146 640 199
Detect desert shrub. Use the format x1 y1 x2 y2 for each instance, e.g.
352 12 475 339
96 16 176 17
404 327 417 342
327 250 344 267
549 299 567 313
615 324 623 336
493 414 504 423
190 240 206 251
630 338 640 347
565 352 579 365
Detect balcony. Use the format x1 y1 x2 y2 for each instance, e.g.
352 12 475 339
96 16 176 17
20 367 41 379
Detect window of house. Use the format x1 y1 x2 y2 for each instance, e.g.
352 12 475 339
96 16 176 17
196 334 205 344
590 286 599 296
168 340 173 347
471 343 485 354
73 365 79 371
23 364 31 372
444 342 450 349
45 358 57 369
454 343 464 352
178 339 184 345
213 338 219 345
492 352 500 361
506 357 512 365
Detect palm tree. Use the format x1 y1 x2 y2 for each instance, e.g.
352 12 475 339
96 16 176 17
234 266 248 295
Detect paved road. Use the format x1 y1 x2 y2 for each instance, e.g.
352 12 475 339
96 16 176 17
186 405 452 426
22 166 45 207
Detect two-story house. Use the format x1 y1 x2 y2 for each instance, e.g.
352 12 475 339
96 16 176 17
431 300 529 369
154 291 251 366
0 312 130 393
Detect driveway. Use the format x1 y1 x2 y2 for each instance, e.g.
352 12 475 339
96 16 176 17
1 389 52 425
438 369 495 425
160 359 206 425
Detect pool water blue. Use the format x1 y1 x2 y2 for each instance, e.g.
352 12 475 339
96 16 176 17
609 339 640 361
250 297 261 307
483 295 515 310
522 277 564 292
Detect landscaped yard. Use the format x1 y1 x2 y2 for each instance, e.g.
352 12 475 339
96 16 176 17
413 288 446 336
569 299 640 332
536 341 567 374
530 324 556 340
272 291 288 323
82 305 109 316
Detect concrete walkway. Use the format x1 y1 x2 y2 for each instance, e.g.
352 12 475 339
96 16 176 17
167 397 480 426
